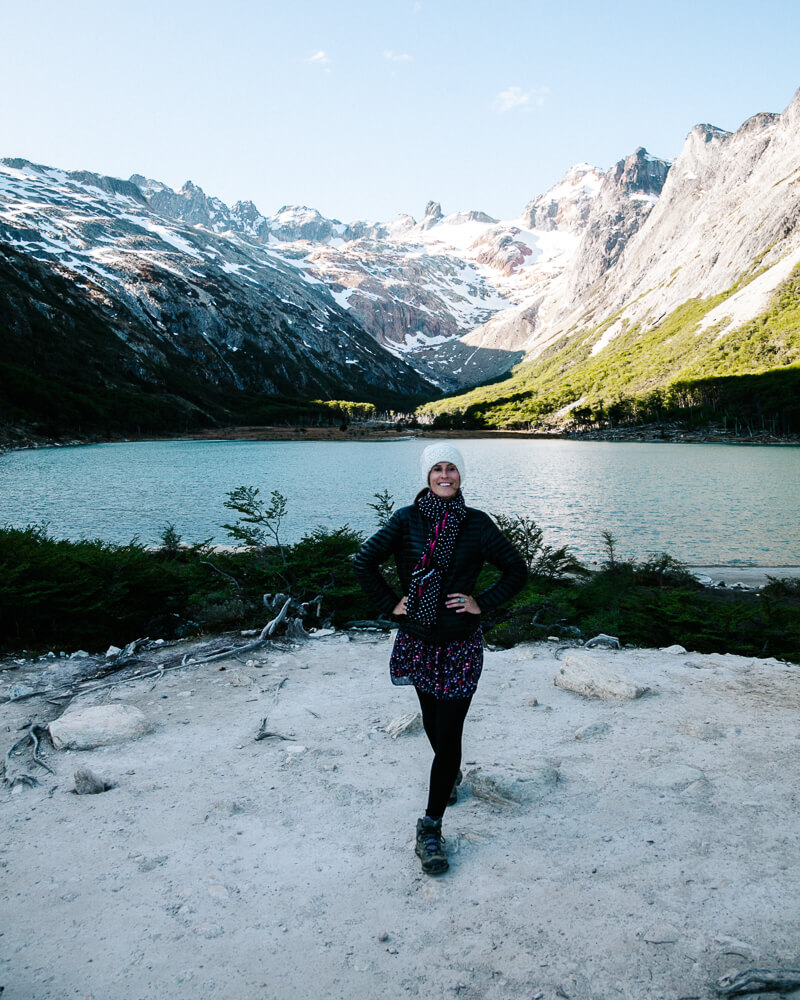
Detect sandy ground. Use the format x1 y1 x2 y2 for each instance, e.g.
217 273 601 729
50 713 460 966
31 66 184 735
1 632 799 1000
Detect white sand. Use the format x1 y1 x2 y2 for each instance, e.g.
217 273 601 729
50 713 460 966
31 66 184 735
1 633 798 1000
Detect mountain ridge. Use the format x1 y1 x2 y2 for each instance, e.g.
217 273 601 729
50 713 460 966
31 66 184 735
2 86 799 443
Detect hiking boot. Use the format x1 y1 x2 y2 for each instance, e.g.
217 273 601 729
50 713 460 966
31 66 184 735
447 768 463 806
415 816 448 875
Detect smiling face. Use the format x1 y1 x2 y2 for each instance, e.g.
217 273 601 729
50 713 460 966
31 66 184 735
428 462 461 499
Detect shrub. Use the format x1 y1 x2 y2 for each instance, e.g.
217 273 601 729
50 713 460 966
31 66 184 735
493 513 586 580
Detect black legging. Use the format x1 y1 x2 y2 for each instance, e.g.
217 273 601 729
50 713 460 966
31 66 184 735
415 688 473 820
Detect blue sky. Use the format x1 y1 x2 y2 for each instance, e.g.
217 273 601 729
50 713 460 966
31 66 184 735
2 0 799 222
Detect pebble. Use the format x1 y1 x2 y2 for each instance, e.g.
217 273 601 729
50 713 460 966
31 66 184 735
574 722 611 741
74 768 115 794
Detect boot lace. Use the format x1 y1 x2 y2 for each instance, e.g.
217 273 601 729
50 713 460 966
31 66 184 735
421 822 445 855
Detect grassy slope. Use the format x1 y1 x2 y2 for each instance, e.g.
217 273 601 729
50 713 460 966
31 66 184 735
418 258 800 432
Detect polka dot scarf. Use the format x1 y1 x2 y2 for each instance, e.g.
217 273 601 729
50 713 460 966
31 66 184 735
405 489 467 628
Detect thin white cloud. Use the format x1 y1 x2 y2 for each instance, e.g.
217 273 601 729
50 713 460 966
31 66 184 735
384 50 413 63
307 50 330 70
494 85 548 113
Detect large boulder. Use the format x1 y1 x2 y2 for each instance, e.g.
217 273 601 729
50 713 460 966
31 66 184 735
554 652 650 700
49 703 153 750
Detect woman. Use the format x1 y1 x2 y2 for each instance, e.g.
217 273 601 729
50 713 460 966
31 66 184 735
354 444 527 875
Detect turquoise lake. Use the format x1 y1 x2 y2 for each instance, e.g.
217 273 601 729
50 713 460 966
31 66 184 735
1 438 798 565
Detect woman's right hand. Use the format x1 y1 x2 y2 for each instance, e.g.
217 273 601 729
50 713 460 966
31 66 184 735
392 596 408 616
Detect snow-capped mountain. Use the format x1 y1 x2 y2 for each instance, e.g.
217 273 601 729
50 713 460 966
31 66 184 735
2 85 798 443
0 158 432 439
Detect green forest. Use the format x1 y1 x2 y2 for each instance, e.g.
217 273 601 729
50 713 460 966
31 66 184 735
420 263 800 436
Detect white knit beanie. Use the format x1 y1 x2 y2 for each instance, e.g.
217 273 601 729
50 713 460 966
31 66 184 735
419 443 466 486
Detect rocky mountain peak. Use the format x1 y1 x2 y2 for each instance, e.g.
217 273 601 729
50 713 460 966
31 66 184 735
424 200 443 219
268 205 344 243
738 111 780 135
420 201 444 230
521 162 604 233
562 149 669 302
606 147 670 197
231 199 264 223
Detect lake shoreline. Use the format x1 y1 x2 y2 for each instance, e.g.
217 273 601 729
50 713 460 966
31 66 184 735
3 422 799 453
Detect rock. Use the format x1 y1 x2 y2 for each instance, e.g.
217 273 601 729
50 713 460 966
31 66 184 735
714 935 758 961
7 683 37 701
230 670 253 686
49 703 153 750
554 652 650 699
660 644 687 654
73 768 115 794
385 712 423 738
584 633 621 650
574 722 611 741
643 920 680 943
105 645 122 658
70 650 90 659
638 764 706 790
467 764 559 806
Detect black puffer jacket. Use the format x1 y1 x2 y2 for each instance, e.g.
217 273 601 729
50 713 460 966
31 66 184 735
354 502 527 644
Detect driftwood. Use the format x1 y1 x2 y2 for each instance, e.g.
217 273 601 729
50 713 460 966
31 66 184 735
3 601 301 706
344 619 394 630
255 677 291 741
199 560 242 592
178 598 295 667
715 968 800 996
1 637 154 704
3 724 54 788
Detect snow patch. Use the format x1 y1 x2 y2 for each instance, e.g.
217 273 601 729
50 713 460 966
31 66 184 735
696 247 800 336
590 319 625 356
399 331 458 351
118 213 204 259
330 287 356 309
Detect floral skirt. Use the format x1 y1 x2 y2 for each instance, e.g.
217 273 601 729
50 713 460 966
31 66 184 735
389 627 484 700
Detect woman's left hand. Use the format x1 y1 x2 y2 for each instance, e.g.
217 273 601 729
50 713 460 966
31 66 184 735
446 593 481 614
